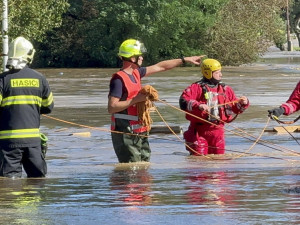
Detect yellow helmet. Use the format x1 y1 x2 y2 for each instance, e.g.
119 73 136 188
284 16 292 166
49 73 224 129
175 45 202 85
6 36 36 70
118 39 147 59
201 59 222 79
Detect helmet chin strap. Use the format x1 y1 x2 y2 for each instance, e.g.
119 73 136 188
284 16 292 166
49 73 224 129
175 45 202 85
122 56 141 68
133 56 141 67
125 56 140 67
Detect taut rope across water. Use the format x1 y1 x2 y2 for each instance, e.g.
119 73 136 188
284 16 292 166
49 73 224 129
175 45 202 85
42 85 300 163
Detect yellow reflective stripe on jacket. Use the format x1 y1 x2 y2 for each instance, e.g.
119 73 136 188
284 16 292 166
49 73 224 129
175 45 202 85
42 92 53 107
0 128 40 139
1 95 42 107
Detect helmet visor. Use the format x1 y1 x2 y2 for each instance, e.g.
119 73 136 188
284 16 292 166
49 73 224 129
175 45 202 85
139 42 147 54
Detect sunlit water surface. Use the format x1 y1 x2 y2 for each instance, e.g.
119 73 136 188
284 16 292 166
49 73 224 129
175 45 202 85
0 55 299 225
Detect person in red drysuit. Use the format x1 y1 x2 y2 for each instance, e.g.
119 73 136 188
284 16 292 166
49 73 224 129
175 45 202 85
268 81 300 118
179 58 249 155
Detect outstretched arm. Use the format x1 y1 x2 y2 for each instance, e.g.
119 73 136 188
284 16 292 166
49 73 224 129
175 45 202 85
268 81 300 117
281 81 300 115
145 56 204 76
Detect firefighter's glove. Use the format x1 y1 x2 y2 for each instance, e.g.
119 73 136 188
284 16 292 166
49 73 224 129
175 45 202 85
40 133 48 158
268 107 285 119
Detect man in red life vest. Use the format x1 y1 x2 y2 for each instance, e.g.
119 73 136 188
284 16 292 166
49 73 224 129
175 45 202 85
179 58 249 155
108 39 202 163
268 81 300 118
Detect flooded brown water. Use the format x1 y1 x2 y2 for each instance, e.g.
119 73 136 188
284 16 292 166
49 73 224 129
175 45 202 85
0 54 299 225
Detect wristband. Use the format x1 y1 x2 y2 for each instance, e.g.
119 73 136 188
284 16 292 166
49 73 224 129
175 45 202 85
180 56 186 64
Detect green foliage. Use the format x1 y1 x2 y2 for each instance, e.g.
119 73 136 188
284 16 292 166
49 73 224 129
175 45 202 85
34 0 97 67
294 46 300 51
1 0 69 41
204 0 286 65
143 0 228 64
36 0 227 67
8 0 288 67
290 0 298 28
0 0 69 70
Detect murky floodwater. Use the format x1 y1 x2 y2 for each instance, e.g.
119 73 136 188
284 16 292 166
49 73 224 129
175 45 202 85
0 53 299 225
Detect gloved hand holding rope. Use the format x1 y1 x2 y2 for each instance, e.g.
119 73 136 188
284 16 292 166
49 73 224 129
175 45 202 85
136 85 159 131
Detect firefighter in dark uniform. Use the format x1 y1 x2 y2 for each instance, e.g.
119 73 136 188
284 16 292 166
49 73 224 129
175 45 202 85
0 36 54 178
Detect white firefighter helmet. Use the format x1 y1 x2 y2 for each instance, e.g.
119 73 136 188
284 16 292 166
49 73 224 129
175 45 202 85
6 37 36 70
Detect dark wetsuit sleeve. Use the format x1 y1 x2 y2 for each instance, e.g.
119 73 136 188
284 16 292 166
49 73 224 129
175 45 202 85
138 67 146 78
109 78 123 99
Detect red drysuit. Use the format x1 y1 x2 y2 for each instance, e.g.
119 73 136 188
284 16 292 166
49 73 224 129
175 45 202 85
179 79 249 155
281 81 300 115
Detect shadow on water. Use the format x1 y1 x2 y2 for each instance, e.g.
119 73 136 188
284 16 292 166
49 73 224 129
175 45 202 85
0 55 299 224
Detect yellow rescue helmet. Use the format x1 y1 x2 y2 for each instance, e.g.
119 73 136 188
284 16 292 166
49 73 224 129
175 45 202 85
118 39 147 59
201 58 222 79
6 36 36 69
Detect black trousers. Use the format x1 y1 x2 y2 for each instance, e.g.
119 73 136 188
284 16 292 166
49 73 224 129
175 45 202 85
0 146 47 178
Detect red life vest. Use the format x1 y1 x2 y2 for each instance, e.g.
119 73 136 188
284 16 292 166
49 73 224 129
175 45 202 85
111 70 148 133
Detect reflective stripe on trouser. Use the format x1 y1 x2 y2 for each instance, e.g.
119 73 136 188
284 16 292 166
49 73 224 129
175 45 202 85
113 113 139 121
111 131 151 163
111 121 145 132
0 146 47 178
0 128 40 139
111 113 147 133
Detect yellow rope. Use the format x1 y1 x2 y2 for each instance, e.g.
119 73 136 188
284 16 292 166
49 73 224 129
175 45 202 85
43 114 300 162
228 117 269 159
136 85 159 131
42 91 299 162
157 99 300 158
153 104 212 159
43 114 148 138
208 111 300 157
153 103 299 162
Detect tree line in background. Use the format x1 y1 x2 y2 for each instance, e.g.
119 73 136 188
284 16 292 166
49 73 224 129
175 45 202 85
0 0 298 68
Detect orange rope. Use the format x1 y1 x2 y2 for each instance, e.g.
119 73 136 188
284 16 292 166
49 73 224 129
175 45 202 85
153 104 212 159
43 114 148 138
153 103 299 162
136 85 159 131
42 91 299 162
43 114 300 162
157 99 300 158
228 117 270 159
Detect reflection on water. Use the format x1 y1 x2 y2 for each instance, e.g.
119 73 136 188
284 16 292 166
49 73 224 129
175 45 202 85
0 178 47 225
0 56 299 224
185 171 236 207
0 167 299 224
109 163 153 206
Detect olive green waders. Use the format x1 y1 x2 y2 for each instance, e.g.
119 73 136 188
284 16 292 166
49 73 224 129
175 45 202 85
111 131 151 163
